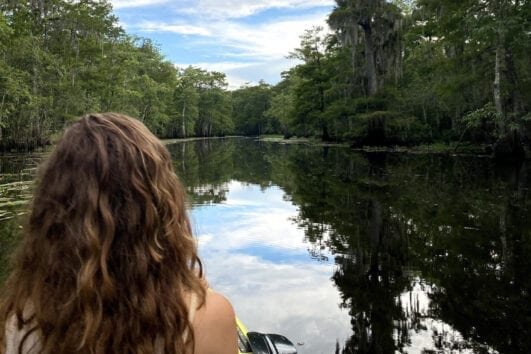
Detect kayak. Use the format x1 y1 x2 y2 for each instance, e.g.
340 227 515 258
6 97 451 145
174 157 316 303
237 317 253 354
236 317 297 354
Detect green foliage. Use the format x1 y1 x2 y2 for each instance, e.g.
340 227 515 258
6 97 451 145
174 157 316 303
265 90 294 137
169 66 234 138
345 111 430 146
232 81 273 135
351 96 388 113
1 0 529 149
289 27 330 139
197 87 233 136
463 104 498 130
172 68 200 138
0 1 239 148
264 0 529 148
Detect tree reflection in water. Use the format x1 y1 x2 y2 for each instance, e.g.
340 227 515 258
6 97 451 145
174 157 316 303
168 139 530 353
0 139 529 353
291 149 530 354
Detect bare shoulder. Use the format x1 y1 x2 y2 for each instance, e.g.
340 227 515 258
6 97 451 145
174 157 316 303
193 290 238 354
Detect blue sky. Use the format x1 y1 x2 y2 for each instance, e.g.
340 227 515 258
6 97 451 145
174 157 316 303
111 0 334 88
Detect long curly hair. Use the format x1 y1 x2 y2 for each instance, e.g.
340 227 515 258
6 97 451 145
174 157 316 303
0 113 205 353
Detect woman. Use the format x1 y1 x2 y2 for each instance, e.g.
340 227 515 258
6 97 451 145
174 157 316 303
0 113 238 354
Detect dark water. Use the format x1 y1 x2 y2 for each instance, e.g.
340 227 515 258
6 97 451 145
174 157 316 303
1 138 530 353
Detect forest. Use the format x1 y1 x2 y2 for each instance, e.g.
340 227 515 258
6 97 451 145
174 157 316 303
0 0 530 158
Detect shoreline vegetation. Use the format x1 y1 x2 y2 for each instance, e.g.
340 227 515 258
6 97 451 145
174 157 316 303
162 135 517 159
0 1 529 159
257 135 492 155
0 134 509 159
257 136 516 158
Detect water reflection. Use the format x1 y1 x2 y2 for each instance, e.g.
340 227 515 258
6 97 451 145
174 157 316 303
0 139 529 353
0 154 41 280
0 154 40 222
191 181 351 353
167 139 531 354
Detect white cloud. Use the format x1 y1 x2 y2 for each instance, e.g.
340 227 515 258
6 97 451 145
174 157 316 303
193 0 335 19
133 11 329 85
138 21 212 36
202 252 352 353
189 182 351 354
175 60 296 89
176 61 259 73
136 13 329 60
111 0 170 9
223 74 252 90
113 0 333 18
115 0 332 85
174 61 257 89
192 182 310 250
215 17 327 59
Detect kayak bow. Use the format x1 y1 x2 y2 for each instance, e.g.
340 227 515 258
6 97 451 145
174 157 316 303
236 317 297 354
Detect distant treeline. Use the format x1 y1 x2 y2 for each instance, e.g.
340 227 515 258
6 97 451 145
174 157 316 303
1 1 530 156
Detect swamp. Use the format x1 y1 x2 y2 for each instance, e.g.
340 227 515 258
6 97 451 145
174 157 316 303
1 138 529 353
0 0 530 352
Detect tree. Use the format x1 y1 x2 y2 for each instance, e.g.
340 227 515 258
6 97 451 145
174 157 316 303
328 0 403 96
265 73 298 137
194 71 232 137
416 0 530 156
289 27 332 139
173 66 201 138
0 0 215 147
232 81 273 135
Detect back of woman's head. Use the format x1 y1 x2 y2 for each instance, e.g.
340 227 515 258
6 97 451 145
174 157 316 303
0 113 204 353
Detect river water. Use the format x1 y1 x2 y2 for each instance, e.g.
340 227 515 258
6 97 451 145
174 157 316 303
1 138 530 353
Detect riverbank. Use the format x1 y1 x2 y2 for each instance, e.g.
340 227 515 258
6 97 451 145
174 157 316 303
164 135 529 158
2 134 525 159
161 136 246 145
257 135 531 158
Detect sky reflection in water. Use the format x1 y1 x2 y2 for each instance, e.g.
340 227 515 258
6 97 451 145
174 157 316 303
191 181 350 354
189 180 481 354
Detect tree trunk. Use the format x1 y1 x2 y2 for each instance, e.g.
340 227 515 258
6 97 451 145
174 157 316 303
0 93 5 141
38 0 45 19
505 48 525 114
499 209 508 270
494 42 505 135
181 143 186 172
181 102 186 137
395 19 403 84
348 21 359 85
322 124 330 141
362 23 378 96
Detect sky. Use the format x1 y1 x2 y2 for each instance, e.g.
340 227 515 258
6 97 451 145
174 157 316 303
111 0 334 89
